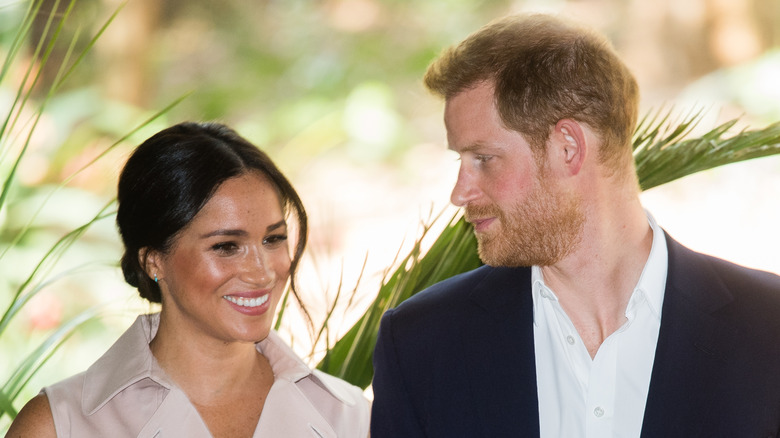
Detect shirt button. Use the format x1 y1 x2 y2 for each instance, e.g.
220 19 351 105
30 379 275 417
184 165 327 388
566 335 575 345
594 407 605 418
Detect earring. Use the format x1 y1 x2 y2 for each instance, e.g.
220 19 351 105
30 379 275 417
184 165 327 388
154 274 158 283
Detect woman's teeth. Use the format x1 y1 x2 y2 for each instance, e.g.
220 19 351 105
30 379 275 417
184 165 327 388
223 295 269 307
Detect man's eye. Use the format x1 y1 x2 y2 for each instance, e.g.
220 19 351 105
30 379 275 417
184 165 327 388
475 154 492 163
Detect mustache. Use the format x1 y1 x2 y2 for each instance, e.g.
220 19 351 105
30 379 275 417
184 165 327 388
464 204 502 223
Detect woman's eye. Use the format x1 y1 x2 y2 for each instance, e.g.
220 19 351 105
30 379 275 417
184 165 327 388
211 242 239 254
263 234 288 247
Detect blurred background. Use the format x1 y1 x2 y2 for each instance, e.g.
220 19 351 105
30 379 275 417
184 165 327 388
1 0 779 425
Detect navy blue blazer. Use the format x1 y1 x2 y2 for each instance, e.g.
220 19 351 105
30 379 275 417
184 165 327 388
371 234 780 437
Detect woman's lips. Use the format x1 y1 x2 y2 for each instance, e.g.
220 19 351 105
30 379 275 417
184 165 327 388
222 291 272 315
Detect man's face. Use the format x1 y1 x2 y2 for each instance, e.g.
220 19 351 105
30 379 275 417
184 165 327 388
444 81 583 267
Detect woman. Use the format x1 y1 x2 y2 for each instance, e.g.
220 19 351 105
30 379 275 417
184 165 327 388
8 122 370 437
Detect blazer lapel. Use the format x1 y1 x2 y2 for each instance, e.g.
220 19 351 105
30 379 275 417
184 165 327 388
460 267 541 437
641 235 737 437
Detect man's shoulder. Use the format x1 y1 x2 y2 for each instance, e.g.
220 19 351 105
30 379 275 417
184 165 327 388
375 264 533 370
660 236 780 422
399 264 493 306
666 236 780 351
702 252 780 291
667 235 780 302
388 264 531 323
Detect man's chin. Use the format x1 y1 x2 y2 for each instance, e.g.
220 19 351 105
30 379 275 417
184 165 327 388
477 241 518 267
476 238 550 268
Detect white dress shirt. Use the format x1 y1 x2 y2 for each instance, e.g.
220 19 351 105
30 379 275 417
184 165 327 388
533 212 668 438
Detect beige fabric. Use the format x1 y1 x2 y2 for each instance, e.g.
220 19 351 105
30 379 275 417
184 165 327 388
44 314 370 437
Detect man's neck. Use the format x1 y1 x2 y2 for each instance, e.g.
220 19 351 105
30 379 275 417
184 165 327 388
540 199 652 358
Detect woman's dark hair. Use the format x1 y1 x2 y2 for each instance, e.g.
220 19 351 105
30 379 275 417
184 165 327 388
117 122 308 312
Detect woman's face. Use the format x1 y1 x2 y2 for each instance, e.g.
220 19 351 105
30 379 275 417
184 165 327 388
150 171 291 345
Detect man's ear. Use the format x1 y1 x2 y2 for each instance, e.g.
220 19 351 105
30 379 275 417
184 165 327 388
552 119 587 176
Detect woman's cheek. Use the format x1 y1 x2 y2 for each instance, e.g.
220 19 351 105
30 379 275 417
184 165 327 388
198 257 233 283
274 257 292 282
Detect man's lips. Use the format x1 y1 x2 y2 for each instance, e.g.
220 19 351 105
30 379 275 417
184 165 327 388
468 217 496 233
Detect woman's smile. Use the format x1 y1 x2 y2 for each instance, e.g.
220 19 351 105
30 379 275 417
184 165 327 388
149 171 292 345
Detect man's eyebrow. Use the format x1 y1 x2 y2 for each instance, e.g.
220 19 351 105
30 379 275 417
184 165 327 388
449 142 495 153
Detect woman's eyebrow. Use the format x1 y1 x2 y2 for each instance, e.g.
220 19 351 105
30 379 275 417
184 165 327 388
199 220 286 239
267 220 287 232
200 229 247 239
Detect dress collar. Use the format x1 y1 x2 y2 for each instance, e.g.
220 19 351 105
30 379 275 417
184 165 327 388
81 313 358 415
82 313 170 415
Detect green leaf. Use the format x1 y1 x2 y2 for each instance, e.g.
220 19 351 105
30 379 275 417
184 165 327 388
0 0 184 423
317 212 481 388
634 110 780 191
0 202 113 336
318 109 780 390
0 308 97 417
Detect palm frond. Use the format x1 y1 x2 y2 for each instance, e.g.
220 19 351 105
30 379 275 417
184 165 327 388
0 0 185 423
634 110 780 190
319 110 780 389
0 307 98 419
0 202 114 335
317 211 481 388
0 92 190 262
0 0 77 208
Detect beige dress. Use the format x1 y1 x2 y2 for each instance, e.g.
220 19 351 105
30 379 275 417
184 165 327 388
44 314 370 437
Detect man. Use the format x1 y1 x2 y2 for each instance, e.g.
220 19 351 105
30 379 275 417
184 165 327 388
370 13 780 437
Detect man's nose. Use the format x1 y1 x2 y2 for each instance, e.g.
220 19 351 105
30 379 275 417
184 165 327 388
450 165 481 207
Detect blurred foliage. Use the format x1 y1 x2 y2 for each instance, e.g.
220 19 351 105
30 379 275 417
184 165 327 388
317 210 480 389
0 0 179 429
1 0 780 432
634 109 780 190
0 0 121 425
26 0 521 176
316 110 780 389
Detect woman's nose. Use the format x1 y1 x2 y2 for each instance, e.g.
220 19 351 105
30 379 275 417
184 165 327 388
241 248 274 285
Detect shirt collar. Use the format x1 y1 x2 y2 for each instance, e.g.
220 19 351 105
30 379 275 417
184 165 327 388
531 267 554 326
531 210 668 324
634 210 668 320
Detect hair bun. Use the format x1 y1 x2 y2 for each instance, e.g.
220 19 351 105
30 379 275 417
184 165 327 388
120 254 140 288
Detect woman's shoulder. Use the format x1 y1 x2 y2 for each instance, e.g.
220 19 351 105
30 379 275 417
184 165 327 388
300 371 371 437
260 331 370 435
6 393 57 438
309 369 369 408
